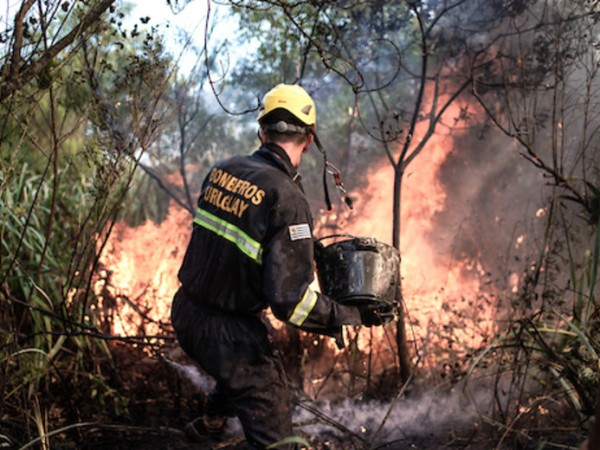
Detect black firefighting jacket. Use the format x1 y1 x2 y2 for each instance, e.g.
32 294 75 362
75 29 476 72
177 143 361 333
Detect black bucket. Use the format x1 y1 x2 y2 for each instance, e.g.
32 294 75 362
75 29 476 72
314 235 400 307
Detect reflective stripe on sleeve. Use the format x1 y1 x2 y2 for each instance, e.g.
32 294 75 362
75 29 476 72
288 286 318 326
194 207 263 264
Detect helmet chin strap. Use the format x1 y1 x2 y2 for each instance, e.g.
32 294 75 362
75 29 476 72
261 122 353 210
312 131 353 211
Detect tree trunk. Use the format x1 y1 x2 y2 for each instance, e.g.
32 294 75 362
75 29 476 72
393 166 412 383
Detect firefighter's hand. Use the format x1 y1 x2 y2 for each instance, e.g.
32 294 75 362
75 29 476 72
321 326 345 349
358 302 395 327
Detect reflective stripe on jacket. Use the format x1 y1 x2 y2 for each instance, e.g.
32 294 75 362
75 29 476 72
177 143 360 332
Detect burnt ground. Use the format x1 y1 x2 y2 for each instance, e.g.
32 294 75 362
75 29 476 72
14 341 589 450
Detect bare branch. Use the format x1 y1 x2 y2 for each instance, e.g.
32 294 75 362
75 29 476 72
0 0 116 103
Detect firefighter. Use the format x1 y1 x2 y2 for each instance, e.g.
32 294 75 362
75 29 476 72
170 83 392 449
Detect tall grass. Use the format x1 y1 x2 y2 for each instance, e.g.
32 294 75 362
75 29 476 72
0 139 133 443
462 203 600 447
0 14 172 446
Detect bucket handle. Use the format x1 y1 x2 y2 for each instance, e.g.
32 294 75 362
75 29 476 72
315 234 381 253
315 234 355 259
315 234 357 244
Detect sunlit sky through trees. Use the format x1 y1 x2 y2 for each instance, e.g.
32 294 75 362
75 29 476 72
129 0 207 68
129 0 242 75
0 0 234 75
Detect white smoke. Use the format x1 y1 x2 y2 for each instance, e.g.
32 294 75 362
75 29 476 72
165 359 216 393
166 359 515 446
293 385 491 446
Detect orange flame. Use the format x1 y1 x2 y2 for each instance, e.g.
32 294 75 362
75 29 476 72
96 206 190 337
327 99 495 359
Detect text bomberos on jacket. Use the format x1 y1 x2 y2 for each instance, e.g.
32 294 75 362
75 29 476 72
203 168 266 218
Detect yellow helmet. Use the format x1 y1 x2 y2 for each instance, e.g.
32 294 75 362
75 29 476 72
257 84 316 126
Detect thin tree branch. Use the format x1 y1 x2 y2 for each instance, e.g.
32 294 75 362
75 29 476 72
0 0 116 102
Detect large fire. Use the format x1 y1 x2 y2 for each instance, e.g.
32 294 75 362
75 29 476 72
95 205 191 338
96 99 496 368
334 119 494 361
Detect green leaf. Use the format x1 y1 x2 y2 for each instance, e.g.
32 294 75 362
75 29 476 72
266 436 311 449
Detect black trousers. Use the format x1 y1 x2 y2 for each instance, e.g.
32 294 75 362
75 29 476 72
171 289 296 450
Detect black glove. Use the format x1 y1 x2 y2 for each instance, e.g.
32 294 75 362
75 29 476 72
357 302 396 327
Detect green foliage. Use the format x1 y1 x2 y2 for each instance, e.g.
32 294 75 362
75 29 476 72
266 435 311 449
0 1 173 445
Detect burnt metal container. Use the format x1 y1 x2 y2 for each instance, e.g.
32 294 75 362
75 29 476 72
315 235 400 307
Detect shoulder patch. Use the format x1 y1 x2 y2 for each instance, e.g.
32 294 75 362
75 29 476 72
289 223 311 241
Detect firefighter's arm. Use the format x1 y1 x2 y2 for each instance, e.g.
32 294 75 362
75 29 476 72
262 211 361 334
